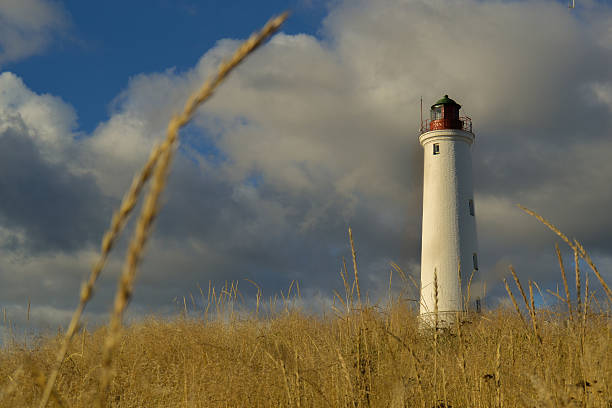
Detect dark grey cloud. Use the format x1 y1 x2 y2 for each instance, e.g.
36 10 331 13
144 154 415 299
0 119 111 253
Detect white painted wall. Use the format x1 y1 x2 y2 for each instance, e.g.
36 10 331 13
419 129 478 323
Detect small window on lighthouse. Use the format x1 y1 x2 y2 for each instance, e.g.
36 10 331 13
473 253 479 271
433 143 440 155
469 199 474 216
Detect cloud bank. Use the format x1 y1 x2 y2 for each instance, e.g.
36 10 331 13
0 0 70 65
1 0 611 333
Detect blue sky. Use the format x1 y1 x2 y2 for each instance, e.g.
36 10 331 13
4 0 327 133
1 0 612 333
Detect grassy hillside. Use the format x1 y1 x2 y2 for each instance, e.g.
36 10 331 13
1 299 610 407
1 12 610 408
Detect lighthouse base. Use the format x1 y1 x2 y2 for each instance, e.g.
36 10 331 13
418 311 464 329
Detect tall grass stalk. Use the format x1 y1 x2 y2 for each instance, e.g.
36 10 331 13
45 12 288 407
555 243 573 320
38 144 166 408
518 205 612 302
348 227 361 307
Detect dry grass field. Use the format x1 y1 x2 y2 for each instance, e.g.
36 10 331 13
0 11 610 408
0 290 610 407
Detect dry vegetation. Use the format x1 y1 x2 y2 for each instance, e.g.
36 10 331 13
1 212 611 408
0 283 610 407
0 10 611 408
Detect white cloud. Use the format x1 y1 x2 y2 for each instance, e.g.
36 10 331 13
0 72 77 160
589 81 612 112
0 0 70 65
2 0 612 329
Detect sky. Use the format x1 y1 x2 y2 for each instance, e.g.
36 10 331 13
1 0 612 335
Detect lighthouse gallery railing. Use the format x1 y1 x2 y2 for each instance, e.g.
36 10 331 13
420 116 473 134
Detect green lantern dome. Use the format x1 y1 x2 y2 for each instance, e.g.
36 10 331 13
431 94 461 110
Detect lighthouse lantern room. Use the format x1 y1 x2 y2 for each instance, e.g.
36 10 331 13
419 95 478 325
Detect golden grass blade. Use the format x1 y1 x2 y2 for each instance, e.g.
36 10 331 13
583 273 589 322
503 278 526 326
532 281 546 308
545 289 567 304
39 143 164 408
388 267 393 306
517 205 575 250
580 272 590 360
348 227 361 306
244 278 262 317
287 280 295 300
573 239 612 302
528 281 536 321
333 290 348 312
390 261 408 283
555 243 573 319
457 261 463 312
95 12 288 406
455 312 470 407
433 269 439 396
340 258 351 312
495 340 502 408
388 330 426 408
519 204 612 302
574 248 581 314
466 268 475 310
336 347 356 408
434 269 439 331
528 281 542 344
390 261 421 303
509 266 530 314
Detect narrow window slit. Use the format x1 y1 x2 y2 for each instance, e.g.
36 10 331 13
469 199 474 216
433 143 440 155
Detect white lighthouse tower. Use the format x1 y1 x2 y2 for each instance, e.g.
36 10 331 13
419 95 479 324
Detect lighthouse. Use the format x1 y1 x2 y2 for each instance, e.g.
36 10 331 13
419 95 478 324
